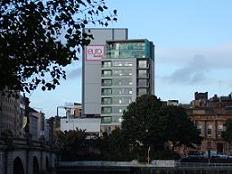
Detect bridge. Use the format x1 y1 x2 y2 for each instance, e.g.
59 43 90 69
0 138 57 174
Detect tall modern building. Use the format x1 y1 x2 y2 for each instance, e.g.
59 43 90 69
82 28 155 132
82 28 128 117
100 40 154 131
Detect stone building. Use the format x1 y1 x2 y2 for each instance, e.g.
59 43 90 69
186 92 232 155
0 92 21 137
29 107 45 141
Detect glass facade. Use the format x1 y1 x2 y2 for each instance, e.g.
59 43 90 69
101 39 154 125
106 40 153 59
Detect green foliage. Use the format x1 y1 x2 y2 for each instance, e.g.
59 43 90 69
121 95 201 161
222 119 232 143
0 0 117 94
164 106 201 149
56 129 88 160
56 95 201 161
56 129 102 160
100 128 132 161
122 95 163 150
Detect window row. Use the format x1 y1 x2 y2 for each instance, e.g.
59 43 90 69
197 124 224 137
102 79 133 86
101 97 132 105
101 116 123 123
107 42 145 50
101 88 133 95
102 69 133 77
101 106 127 114
102 61 133 68
107 50 146 59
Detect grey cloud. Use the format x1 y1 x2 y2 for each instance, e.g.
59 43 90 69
158 44 232 69
164 54 209 84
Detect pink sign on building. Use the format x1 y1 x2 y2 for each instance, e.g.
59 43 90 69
85 45 105 61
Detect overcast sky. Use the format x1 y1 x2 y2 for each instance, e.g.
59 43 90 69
29 0 232 117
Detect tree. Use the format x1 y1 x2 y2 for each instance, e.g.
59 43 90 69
56 129 88 160
222 119 232 143
100 128 131 161
56 129 102 160
121 95 165 161
0 0 117 95
121 95 201 161
164 106 201 150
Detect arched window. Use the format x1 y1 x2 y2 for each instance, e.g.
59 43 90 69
46 156 49 171
33 156 39 174
13 157 24 174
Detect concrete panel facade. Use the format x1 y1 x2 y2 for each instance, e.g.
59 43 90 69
82 28 128 116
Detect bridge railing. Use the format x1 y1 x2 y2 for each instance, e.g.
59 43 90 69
58 160 232 168
0 137 54 151
175 162 232 168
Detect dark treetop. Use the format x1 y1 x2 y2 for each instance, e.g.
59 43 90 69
0 0 117 95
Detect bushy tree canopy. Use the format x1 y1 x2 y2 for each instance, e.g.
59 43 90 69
121 95 201 160
0 0 117 95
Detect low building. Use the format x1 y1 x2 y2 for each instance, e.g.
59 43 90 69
167 100 179 106
46 116 61 144
0 92 21 137
64 102 82 118
185 92 232 155
29 107 45 141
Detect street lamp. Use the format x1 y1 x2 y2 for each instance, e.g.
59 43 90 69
145 129 150 164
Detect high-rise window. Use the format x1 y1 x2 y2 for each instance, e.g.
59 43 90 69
102 79 112 86
101 97 112 105
112 97 132 104
138 70 147 78
138 60 148 68
101 116 112 123
102 61 111 68
138 88 147 96
102 70 112 77
112 88 133 95
101 107 112 114
112 61 133 67
138 79 148 87
112 106 127 114
113 69 132 76
113 79 132 86
101 88 112 95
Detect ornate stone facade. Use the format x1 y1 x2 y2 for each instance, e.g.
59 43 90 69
186 92 232 155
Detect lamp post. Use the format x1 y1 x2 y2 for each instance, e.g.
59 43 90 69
147 146 151 164
145 129 151 164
